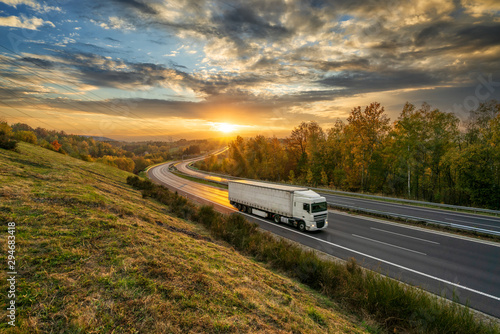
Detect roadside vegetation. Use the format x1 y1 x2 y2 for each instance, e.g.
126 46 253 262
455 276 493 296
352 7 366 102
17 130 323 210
127 175 499 334
196 100 500 209
0 142 369 333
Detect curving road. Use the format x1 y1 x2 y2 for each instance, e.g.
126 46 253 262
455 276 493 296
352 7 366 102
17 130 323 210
149 158 500 319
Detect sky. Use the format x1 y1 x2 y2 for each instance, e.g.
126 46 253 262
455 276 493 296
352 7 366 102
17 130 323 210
0 0 499 141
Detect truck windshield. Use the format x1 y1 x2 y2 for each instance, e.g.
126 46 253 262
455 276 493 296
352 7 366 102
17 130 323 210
311 202 327 213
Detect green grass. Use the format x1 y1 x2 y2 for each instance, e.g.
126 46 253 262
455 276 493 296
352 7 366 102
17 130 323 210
0 143 367 333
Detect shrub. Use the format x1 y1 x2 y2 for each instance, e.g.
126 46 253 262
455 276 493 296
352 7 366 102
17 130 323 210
13 130 37 144
127 176 196 220
0 129 18 150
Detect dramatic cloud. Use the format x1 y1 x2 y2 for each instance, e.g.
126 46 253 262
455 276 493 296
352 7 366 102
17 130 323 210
0 0 499 139
0 15 55 30
0 0 62 13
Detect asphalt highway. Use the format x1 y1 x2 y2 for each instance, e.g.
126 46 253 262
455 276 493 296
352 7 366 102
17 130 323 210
322 193 500 233
176 158 500 234
149 160 500 319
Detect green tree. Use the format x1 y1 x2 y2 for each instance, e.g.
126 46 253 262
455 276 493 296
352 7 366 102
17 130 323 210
97 155 117 168
114 157 135 173
14 130 38 144
454 144 499 208
320 169 328 186
0 121 17 150
306 168 314 186
269 137 286 181
392 102 423 198
286 121 325 182
345 102 390 191
228 136 247 176
0 121 12 136
425 108 460 201
325 120 346 188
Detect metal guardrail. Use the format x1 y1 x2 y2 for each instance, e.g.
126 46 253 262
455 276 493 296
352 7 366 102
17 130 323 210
314 188 500 215
186 163 500 216
170 165 227 186
329 202 500 237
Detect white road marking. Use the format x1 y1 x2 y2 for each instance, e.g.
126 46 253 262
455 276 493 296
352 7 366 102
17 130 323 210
352 234 427 255
245 214 500 302
149 164 500 302
331 209 500 248
370 227 440 244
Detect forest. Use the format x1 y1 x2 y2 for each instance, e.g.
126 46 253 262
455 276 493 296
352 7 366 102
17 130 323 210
0 121 223 174
196 101 500 209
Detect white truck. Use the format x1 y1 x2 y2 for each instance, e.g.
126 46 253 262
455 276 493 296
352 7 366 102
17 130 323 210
228 180 328 232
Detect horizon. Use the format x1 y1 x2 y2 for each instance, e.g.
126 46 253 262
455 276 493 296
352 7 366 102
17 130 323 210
1 0 500 141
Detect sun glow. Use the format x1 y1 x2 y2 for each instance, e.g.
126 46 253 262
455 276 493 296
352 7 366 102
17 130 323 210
214 122 237 133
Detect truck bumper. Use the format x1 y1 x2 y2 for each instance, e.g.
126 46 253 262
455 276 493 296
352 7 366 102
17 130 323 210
306 220 328 231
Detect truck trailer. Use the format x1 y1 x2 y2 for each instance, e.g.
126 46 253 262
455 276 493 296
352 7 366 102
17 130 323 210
228 180 328 232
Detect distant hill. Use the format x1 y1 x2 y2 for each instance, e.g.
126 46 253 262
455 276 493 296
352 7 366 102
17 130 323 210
81 135 117 142
0 142 367 333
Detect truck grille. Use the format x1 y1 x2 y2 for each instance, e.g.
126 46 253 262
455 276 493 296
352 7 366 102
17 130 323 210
314 213 327 222
316 221 325 228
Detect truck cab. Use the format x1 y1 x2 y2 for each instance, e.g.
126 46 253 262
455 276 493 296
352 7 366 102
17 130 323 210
293 190 328 231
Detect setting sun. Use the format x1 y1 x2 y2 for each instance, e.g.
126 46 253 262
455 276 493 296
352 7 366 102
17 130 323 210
215 123 237 133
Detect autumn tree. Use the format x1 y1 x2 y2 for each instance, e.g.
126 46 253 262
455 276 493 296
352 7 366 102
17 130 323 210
424 107 460 201
392 102 429 198
0 121 17 150
452 102 500 207
114 157 135 173
286 122 310 176
325 120 346 188
345 102 390 190
228 136 248 176
51 140 62 152
14 130 37 144
268 137 286 181
286 121 325 184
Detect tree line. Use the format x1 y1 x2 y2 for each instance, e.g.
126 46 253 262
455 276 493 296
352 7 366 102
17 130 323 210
196 101 500 209
0 121 223 174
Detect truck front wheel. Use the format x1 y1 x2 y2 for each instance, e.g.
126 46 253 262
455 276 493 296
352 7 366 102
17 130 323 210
298 221 306 232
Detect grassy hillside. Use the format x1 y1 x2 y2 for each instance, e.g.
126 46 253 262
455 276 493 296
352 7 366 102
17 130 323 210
0 143 367 333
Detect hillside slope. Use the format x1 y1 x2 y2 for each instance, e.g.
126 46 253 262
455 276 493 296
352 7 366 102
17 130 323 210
0 143 367 333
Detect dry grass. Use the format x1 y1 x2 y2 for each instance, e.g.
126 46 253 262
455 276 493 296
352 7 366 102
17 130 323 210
0 143 367 333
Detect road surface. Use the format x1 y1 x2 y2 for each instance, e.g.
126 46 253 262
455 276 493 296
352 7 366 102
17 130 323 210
177 158 500 234
149 160 500 319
